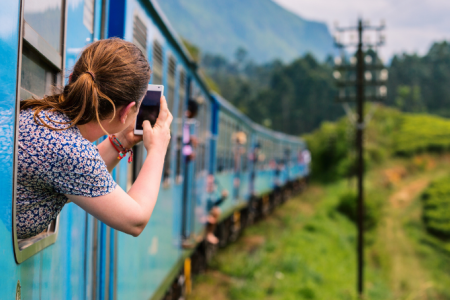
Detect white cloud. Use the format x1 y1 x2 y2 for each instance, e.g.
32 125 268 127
272 0 450 60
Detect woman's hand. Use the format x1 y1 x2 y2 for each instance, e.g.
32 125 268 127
116 123 143 149
143 96 173 154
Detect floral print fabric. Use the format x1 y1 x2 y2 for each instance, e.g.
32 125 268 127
16 108 116 239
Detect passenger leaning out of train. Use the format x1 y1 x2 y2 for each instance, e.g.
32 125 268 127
16 38 172 239
205 176 228 244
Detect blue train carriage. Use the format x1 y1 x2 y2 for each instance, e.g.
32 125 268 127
0 0 311 299
208 93 255 244
279 133 309 191
181 75 213 246
210 95 254 212
250 123 309 214
0 0 126 299
0 0 200 299
107 0 218 299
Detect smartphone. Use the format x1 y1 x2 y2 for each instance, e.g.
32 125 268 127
134 84 164 135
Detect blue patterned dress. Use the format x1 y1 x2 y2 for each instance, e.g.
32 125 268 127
16 108 116 239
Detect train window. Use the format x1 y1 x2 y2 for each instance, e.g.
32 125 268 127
163 144 172 185
177 69 186 132
83 0 95 34
132 14 147 56
21 45 60 98
152 40 163 84
203 100 210 172
132 144 144 182
14 0 67 264
24 0 63 53
20 0 66 99
175 69 186 181
167 56 176 113
132 33 147 183
242 128 249 172
223 118 228 171
218 114 226 172
197 102 206 175
127 160 134 192
228 120 233 171
162 56 176 185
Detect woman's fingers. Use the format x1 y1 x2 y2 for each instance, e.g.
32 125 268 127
167 111 173 127
155 96 169 127
142 120 153 135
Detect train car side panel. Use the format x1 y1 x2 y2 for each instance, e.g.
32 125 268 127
0 2 22 297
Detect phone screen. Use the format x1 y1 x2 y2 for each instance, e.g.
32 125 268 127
136 90 161 129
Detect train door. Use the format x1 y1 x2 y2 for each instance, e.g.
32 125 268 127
181 78 202 241
80 1 116 299
193 92 210 238
88 217 117 300
181 118 197 240
237 127 250 202
232 123 241 200
89 138 118 300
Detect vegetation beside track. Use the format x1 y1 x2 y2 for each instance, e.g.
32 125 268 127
189 106 450 299
304 105 450 182
189 156 450 300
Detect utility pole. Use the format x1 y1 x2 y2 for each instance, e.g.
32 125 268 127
333 19 387 298
356 19 365 296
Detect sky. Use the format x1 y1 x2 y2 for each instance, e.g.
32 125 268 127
272 0 450 62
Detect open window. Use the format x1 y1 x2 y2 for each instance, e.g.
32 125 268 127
130 13 148 180
132 13 147 57
152 40 163 85
14 0 68 263
162 55 176 186
175 69 186 184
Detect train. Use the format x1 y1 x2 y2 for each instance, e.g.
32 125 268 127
0 0 309 299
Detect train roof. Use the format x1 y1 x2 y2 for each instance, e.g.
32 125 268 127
213 93 305 146
146 0 212 100
252 122 305 146
211 93 254 127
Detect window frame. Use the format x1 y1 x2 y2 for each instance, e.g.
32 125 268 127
13 0 69 264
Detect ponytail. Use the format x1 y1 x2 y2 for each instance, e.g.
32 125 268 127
20 38 151 133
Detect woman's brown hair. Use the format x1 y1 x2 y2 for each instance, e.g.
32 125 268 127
20 38 151 132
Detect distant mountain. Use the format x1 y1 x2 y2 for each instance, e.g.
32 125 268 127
154 0 334 63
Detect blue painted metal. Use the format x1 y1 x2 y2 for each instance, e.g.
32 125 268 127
0 0 21 297
0 0 309 299
108 0 126 38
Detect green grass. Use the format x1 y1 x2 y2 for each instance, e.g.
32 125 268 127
190 157 450 300
191 181 391 300
403 198 450 299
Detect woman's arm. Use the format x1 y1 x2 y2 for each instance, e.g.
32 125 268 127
67 97 172 236
66 147 165 236
97 125 142 173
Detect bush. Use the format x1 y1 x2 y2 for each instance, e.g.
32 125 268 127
304 105 402 182
393 114 450 156
421 177 450 239
304 105 450 183
336 191 382 231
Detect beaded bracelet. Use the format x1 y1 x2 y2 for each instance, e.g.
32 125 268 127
109 135 133 163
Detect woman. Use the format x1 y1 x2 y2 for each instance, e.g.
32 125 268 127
17 38 172 239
